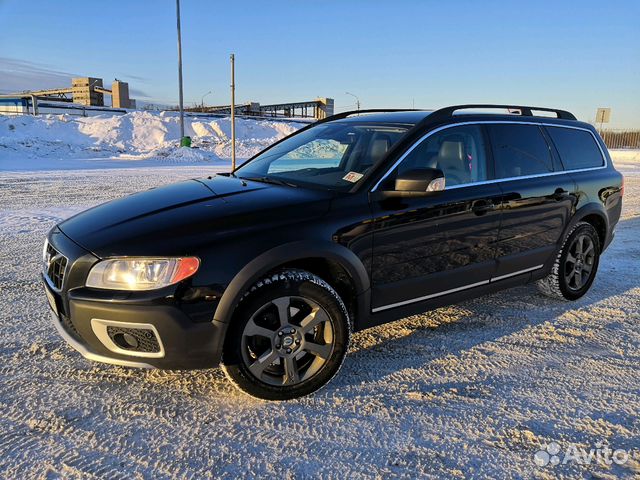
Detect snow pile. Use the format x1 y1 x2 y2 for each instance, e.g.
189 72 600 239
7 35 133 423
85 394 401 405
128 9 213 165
0 111 303 170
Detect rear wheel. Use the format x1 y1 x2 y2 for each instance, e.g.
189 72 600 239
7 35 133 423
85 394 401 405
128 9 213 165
537 222 601 301
222 270 350 400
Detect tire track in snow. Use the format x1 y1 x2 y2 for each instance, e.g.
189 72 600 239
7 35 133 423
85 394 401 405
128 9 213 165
0 168 638 479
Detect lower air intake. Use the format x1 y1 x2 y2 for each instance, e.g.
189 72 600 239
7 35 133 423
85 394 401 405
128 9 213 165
106 326 161 353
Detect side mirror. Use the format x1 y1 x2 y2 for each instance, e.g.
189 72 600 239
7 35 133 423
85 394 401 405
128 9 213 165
387 168 445 197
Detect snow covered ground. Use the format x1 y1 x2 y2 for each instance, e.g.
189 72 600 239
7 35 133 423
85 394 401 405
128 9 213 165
0 113 639 478
611 149 640 176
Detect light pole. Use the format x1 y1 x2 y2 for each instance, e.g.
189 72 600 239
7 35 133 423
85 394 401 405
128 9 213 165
345 91 360 111
230 54 236 171
176 0 185 143
201 90 212 111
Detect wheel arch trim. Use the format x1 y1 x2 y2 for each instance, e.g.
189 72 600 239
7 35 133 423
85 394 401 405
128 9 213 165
213 241 370 325
563 203 609 248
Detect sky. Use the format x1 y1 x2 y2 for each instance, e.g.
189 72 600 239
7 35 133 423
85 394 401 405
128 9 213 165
0 0 638 128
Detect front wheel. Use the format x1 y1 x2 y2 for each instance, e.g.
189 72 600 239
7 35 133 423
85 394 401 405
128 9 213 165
537 222 601 301
222 270 350 400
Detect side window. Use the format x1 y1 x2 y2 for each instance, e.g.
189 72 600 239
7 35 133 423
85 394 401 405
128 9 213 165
488 124 554 178
396 125 488 186
545 126 604 170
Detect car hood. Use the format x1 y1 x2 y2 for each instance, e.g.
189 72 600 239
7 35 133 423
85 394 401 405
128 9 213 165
58 174 334 257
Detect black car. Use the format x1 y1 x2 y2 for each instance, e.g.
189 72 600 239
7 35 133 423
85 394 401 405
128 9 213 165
43 104 623 400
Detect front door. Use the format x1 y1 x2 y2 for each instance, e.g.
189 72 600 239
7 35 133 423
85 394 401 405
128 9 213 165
370 124 501 312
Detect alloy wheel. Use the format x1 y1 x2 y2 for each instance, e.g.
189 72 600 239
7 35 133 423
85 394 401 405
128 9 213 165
564 233 596 291
240 296 335 386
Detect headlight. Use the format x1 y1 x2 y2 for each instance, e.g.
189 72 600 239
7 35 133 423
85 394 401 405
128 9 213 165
86 257 200 291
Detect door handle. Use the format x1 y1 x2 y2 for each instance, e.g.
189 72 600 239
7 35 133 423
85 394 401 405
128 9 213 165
471 200 496 216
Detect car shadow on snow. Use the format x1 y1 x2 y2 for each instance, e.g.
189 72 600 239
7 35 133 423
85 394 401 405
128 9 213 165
325 215 640 394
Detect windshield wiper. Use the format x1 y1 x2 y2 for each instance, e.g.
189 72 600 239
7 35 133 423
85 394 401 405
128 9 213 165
239 176 298 188
209 172 238 179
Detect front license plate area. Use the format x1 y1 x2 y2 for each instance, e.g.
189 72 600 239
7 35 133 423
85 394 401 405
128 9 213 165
44 285 58 316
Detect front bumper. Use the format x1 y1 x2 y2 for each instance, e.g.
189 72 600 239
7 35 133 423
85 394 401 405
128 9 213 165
44 228 227 369
46 284 227 369
50 311 155 368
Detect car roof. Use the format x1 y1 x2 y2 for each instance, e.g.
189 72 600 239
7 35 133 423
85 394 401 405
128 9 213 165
326 105 583 129
333 110 433 125
331 111 593 132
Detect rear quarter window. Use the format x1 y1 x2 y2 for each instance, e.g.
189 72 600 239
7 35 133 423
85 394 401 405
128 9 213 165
488 124 554 178
546 126 605 170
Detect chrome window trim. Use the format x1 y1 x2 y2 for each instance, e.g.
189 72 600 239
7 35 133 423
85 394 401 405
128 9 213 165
370 120 608 192
371 264 544 313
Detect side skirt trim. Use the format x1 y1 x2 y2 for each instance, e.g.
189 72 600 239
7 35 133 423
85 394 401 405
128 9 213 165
371 264 544 313
491 264 544 282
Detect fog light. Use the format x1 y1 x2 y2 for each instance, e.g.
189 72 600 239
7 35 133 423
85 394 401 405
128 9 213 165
113 332 139 349
93 320 164 358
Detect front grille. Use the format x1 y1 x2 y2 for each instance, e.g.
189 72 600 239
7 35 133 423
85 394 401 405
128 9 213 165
106 326 161 353
44 243 68 290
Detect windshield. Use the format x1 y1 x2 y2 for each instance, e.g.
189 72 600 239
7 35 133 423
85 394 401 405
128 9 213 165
235 122 409 191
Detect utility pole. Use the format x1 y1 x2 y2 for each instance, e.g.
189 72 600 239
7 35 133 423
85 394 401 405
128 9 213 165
230 53 236 171
176 0 185 142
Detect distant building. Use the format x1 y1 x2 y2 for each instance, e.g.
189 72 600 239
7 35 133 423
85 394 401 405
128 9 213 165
197 98 335 120
71 77 105 106
0 97 30 115
8 77 134 108
111 80 131 108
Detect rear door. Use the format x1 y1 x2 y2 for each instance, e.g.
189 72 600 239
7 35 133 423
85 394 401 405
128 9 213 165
544 124 609 204
487 123 576 280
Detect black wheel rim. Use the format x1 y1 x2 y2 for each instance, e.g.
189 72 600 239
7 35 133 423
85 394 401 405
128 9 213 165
240 296 335 387
564 234 596 291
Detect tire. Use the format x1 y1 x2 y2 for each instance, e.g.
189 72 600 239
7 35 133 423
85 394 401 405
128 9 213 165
221 269 351 400
536 222 601 301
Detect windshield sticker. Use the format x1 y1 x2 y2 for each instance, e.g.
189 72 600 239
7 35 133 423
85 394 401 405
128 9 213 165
342 171 364 183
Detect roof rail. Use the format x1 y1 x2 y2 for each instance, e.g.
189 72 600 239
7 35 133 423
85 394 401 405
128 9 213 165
318 108 425 124
427 104 576 122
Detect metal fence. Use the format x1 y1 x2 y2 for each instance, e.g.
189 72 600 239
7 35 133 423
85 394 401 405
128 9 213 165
0 97 311 125
597 129 640 149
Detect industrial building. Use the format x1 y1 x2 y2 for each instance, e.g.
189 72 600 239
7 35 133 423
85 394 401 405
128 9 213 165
2 75 333 120
198 98 334 120
9 77 135 108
